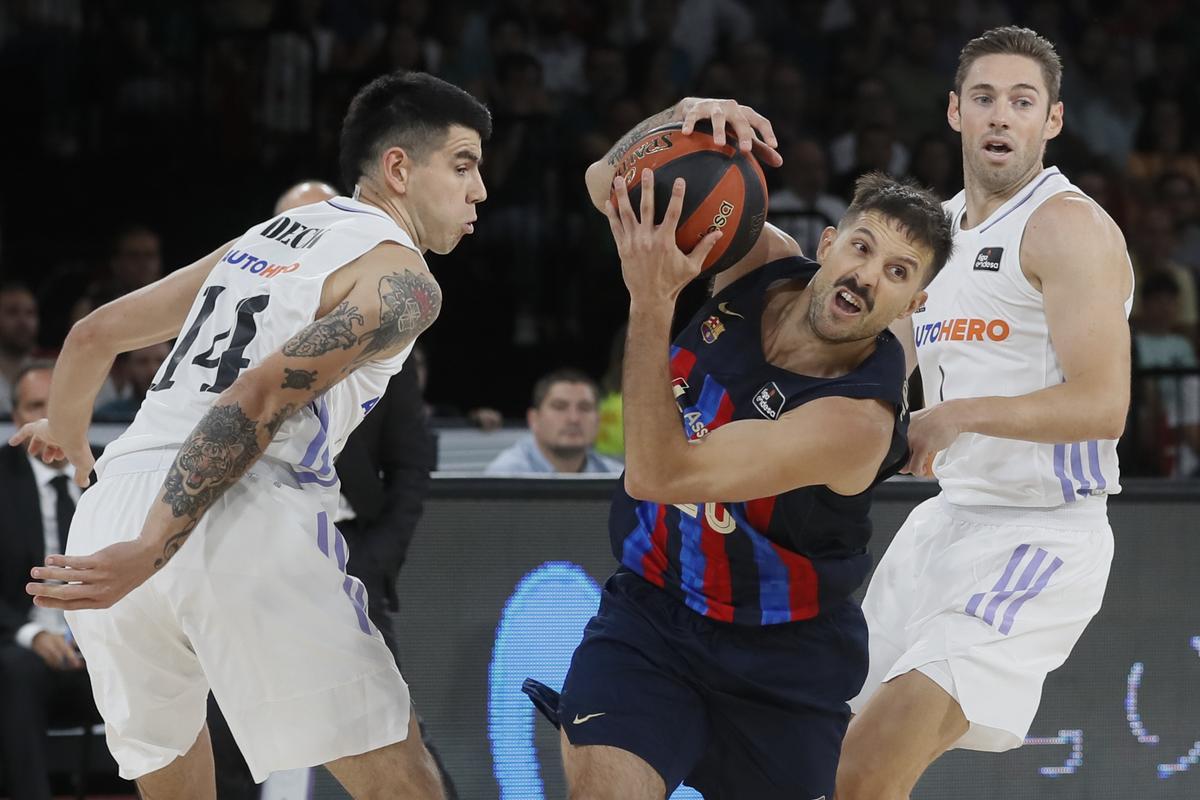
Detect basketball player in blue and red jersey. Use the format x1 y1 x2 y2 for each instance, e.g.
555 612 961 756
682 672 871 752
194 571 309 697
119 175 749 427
524 99 954 799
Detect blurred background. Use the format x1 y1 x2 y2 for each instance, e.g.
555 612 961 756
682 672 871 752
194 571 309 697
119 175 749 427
1 0 1199 798
1 0 1197 475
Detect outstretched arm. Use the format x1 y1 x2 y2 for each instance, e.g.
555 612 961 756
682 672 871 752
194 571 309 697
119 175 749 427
11 240 233 483
904 195 1131 475
27 243 440 610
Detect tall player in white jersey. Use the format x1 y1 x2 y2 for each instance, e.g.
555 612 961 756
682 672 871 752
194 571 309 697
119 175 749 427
836 27 1134 799
10 71 489 799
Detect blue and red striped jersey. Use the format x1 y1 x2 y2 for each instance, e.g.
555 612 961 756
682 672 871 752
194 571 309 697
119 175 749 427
609 256 910 625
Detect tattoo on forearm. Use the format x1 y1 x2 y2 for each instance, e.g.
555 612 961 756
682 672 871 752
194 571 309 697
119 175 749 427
156 403 265 568
282 301 364 357
605 104 679 166
355 271 441 365
281 368 317 390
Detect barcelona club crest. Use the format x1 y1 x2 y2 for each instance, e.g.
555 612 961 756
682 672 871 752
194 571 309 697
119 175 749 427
701 315 725 344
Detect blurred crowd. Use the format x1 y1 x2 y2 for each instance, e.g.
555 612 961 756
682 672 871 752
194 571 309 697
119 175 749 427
1 0 1198 476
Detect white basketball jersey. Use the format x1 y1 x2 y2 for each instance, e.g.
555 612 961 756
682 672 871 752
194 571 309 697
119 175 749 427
97 197 420 488
914 167 1133 507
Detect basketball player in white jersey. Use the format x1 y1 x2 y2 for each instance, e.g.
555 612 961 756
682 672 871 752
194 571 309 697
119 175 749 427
836 27 1133 799
10 71 489 799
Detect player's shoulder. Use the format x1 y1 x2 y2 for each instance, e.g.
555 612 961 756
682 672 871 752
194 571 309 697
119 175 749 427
1024 190 1126 256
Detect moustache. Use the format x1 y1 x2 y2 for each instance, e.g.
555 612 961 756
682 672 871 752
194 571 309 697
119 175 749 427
835 276 873 312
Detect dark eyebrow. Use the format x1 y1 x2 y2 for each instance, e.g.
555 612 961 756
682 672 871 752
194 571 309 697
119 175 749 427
454 149 482 166
854 226 919 269
967 82 1042 95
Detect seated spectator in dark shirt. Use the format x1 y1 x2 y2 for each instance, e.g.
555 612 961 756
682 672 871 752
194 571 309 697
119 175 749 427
1 361 105 800
486 368 623 474
93 342 170 422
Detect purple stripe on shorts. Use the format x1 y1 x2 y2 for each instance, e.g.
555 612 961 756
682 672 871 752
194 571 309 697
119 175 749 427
1070 443 1091 494
343 576 371 634
316 511 329 557
334 529 347 572
999 555 1064 635
1087 440 1107 491
983 547 1048 626
301 399 331 470
1053 444 1076 503
966 543 1030 618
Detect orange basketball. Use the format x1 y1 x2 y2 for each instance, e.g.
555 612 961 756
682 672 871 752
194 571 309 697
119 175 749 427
610 120 768 275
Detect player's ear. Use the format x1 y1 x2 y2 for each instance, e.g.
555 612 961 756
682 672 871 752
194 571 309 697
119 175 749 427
898 289 928 320
1044 100 1064 141
380 146 413 196
947 91 962 133
815 226 838 261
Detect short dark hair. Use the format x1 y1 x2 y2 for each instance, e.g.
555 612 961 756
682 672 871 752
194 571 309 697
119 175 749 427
956 26 1063 105
11 358 55 409
840 172 954 285
339 71 492 191
531 368 599 409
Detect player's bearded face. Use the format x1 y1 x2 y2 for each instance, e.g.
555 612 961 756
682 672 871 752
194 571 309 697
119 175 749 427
809 214 928 343
952 54 1063 194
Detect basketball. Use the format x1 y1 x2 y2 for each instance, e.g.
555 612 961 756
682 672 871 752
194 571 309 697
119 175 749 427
611 120 768 275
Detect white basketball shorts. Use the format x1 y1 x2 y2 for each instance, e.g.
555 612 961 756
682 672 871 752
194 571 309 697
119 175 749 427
64 448 411 782
849 494 1113 751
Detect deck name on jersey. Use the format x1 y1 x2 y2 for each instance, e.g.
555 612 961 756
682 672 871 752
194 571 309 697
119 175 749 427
260 216 330 249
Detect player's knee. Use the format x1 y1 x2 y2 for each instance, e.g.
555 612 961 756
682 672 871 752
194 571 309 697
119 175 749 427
836 749 902 800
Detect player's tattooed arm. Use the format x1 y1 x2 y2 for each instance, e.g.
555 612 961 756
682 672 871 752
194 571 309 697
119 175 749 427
352 271 441 367
281 368 318 390
282 301 364 357
603 102 682 166
153 401 298 568
144 261 439 570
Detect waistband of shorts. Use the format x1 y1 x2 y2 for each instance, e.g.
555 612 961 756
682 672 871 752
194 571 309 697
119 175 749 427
99 447 302 489
936 492 1108 530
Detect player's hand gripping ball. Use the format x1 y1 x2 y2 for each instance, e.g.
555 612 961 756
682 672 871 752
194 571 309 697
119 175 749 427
610 120 768 275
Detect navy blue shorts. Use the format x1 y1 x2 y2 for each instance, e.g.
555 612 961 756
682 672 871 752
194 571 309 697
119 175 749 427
558 570 868 799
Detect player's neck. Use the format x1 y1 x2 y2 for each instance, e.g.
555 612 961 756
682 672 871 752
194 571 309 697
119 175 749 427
764 288 876 378
355 184 423 251
961 161 1046 230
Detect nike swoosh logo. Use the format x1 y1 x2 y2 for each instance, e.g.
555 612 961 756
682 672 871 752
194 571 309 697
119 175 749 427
717 302 744 319
572 713 606 724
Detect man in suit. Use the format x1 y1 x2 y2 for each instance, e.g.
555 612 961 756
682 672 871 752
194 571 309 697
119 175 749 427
0 360 102 800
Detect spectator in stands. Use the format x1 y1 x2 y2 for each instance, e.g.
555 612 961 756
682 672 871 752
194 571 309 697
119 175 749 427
1159 171 1200 272
906 134 960 201
1131 205 1198 338
93 342 170 422
1 361 103 800
0 282 39 418
1132 273 1200 476
70 224 164 324
1127 98 1200 187
485 368 622 474
768 139 847 258
596 323 627 461
274 179 339 213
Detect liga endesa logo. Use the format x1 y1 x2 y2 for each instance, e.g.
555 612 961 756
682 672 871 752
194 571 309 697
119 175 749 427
915 317 1012 346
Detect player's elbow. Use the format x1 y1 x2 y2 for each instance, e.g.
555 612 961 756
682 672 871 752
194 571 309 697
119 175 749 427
624 467 679 504
64 312 116 358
